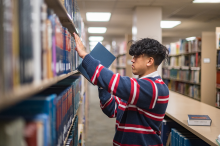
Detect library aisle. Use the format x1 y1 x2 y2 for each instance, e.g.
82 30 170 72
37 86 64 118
86 84 115 146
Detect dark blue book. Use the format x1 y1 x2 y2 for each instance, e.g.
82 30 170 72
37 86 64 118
77 42 116 85
188 115 211 126
161 119 183 146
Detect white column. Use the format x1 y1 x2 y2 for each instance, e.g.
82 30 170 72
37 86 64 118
132 7 162 76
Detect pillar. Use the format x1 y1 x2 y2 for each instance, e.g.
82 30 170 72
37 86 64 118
132 7 162 76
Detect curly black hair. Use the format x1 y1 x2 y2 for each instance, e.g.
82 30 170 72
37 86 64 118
129 38 169 66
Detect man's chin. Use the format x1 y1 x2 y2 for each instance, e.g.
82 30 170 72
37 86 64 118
132 71 139 75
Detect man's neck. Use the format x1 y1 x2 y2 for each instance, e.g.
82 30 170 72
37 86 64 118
139 68 157 78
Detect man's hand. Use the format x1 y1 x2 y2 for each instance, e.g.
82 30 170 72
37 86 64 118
73 32 88 59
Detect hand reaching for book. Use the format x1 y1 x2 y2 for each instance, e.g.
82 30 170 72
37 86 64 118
73 32 88 59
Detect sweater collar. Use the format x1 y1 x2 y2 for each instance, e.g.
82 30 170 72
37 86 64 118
139 71 159 79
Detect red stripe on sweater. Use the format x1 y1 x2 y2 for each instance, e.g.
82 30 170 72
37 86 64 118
90 65 100 83
143 78 156 109
155 79 165 84
126 105 164 121
158 95 169 99
94 65 104 85
157 100 169 104
108 74 116 93
113 140 141 146
149 144 163 146
128 78 134 104
100 96 113 109
133 79 140 105
113 75 120 95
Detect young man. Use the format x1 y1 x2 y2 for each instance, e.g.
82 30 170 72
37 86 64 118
74 33 169 146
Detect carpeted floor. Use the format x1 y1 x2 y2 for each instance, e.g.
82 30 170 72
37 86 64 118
86 84 115 146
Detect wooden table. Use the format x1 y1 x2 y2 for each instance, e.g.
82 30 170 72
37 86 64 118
166 91 220 146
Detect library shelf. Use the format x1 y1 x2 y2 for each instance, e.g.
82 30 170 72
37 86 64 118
169 89 201 101
162 77 201 86
166 91 220 146
216 106 220 109
216 87 220 90
63 107 80 146
0 70 79 112
162 66 200 70
116 53 126 58
44 0 78 36
169 51 201 57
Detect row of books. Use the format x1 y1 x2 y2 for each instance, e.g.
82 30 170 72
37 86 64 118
216 71 220 85
65 116 78 146
166 54 201 67
0 76 82 146
161 118 209 146
164 79 200 99
117 68 126 76
171 128 209 146
62 0 82 37
217 51 220 68
163 69 200 84
118 55 126 67
0 0 82 95
112 41 127 57
167 37 201 55
216 91 220 108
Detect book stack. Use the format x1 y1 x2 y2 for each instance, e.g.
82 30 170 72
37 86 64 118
171 128 209 146
0 76 82 146
0 0 82 96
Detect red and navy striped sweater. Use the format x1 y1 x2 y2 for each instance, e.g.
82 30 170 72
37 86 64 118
82 54 169 146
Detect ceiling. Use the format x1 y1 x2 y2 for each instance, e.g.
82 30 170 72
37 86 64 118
76 0 220 45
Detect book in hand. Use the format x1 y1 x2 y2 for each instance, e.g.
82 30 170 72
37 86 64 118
187 115 212 126
77 42 116 84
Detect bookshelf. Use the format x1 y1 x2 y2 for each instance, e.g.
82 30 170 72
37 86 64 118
112 34 133 77
0 0 88 145
216 27 220 109
166 91 220 146
0 70 79 111
162 37 202 101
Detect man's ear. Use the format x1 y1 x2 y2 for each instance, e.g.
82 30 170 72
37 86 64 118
146 57 154 67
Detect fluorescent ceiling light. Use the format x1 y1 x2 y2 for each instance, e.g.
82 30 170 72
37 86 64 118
89 36 104 42
161 21 181 28
86 12 111 21
88 27 107 33
193 0 220 3
89 42 102 46
186 37 196 41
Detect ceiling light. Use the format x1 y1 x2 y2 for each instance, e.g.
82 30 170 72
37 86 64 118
89 36 104 42
193 0 220 3
161 21 181 28
89 42 102 46
88 27 107 33
86 12 111 21
186 37 196 41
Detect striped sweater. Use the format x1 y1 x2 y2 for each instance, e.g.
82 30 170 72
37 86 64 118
82 54 169 146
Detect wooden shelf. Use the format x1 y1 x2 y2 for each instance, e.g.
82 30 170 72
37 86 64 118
163 77 201 85
169 51 201 57
216 106 220 109
116 53 126 58
0 70 79 112
166 91 220 146
63 107 80 146
162 66 200 70
45 0 78 36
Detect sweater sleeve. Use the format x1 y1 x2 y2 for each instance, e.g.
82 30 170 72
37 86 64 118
82 54 159 110
98 88 119 118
